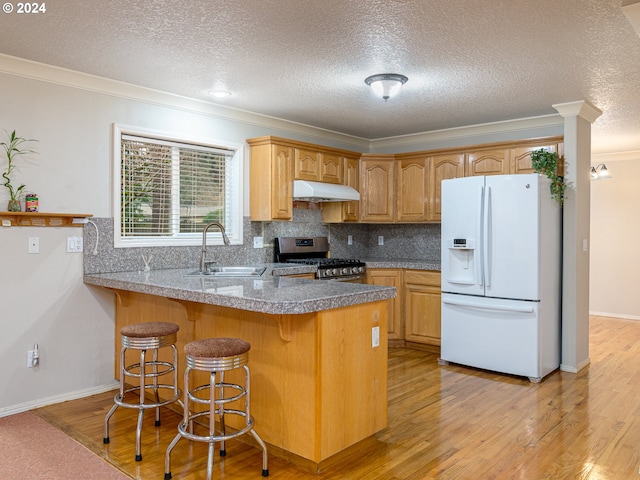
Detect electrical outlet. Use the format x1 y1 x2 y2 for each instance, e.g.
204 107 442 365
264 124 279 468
253 237 263 248
378 236 384 246
67 237 83 253
372 326 380 348
28 237 39 254
347 235 353 245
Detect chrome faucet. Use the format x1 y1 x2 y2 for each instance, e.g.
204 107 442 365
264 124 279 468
200 222 231 272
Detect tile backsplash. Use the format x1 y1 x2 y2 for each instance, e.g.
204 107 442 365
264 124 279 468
83 207 440 274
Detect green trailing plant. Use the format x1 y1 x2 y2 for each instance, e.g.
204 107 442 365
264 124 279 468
1 129 37 205
530 149 565 205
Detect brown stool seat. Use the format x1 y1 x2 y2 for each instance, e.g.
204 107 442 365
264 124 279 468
121 321 180 338
185 337 250 358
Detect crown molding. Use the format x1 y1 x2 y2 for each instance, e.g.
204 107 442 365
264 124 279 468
369 114 564 150
0 54 370 151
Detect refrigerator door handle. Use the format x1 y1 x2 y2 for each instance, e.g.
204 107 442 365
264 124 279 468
477 185 484 287
484 185 492 288
442 297 534 313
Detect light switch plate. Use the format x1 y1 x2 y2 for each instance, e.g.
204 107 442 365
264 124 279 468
253 237 263 248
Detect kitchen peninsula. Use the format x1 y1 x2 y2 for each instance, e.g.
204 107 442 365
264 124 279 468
84 266 395 472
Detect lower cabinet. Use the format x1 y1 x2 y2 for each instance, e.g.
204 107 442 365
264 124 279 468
367 268 441 351
366 269 403 344
403 270 442 351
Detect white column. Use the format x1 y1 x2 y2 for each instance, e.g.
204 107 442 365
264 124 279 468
552 100 602 373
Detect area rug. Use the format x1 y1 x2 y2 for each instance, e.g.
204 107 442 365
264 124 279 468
0 411 129 479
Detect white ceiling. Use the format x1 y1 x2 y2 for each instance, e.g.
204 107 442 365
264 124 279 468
1 0 640 155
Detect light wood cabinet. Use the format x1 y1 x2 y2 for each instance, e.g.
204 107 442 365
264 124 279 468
248 139 293 221
467 148 511 176
511 142 564 175
428 153 465 222
360 155 396 223
248 136 361 222
397 157 428 222
320 153 343 184
404 270 441 350
366 269 403 343
294 149 343 184
249 135 564 224
294 148 320 181
322 156 359 222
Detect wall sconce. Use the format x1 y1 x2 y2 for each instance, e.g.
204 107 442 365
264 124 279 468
364 73 408 101
590 163 612 180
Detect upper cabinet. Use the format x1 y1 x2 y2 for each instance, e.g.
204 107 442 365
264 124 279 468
511 141 564 175
294 148 320 181
248 138 294 221
428 153 465 222
322 156 360 222
360 155 396 223
248 136 360 222
396 156 428 223
467 148 510 176
294 149 344 184
249 135 563 223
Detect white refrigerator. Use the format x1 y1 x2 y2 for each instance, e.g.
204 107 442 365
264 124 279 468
440 173 561 382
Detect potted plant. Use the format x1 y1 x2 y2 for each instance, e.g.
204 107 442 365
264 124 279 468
1 130 37 212
530 149 565 205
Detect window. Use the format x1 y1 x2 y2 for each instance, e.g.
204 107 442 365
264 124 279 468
113 124 243 247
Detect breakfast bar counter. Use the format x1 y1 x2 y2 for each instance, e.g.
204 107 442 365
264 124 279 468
85 268 395 472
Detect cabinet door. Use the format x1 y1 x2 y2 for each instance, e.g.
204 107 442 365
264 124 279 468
511 143 562 175
366 269 403 341
320 153 343 184
342 157 360 221
428 153 465 222
397 157 428 222
404 270 441 347
294 148 320 181
271 144 294 220
321 156 359 223
467 149 510 176
360 157 395 222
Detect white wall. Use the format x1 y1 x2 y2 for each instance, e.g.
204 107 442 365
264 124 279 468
590 155 640 319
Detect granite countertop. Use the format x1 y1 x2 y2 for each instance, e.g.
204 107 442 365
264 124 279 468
362 258 441 271
84 265 396 315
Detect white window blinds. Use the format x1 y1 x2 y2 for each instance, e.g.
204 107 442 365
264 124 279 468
114 125 242 247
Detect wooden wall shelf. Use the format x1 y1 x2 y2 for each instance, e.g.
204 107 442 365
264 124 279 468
0 212 93 227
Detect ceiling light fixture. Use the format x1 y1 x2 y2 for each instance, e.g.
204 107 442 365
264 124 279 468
207 89 232 98
364 73 408 102
590 163 611 180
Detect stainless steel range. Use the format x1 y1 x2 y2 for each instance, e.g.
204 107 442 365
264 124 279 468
274 236 366 282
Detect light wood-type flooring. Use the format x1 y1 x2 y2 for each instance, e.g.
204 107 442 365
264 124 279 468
36 315 640 479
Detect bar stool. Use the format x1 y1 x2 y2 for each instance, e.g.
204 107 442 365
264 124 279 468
103 321 182 462
164 337 269 480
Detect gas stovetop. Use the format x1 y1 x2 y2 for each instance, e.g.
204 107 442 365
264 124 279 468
274 237 366 279
285 258 366 279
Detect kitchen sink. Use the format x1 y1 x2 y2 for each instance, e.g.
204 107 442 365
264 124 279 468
185 266 266 277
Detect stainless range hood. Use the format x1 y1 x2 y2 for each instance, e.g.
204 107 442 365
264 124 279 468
293 180 360 202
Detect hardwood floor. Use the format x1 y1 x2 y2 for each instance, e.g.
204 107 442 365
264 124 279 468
36 315 640 479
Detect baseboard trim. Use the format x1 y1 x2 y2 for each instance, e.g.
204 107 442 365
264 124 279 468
560 356 591 374
590 311 640 321
0 382 119 418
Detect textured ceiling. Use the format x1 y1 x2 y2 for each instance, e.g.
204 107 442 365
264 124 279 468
1 0 640 154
